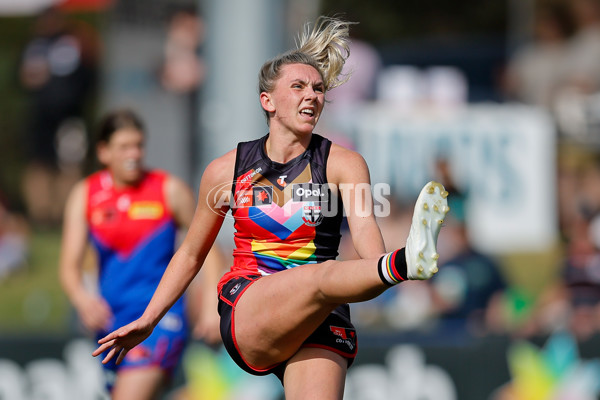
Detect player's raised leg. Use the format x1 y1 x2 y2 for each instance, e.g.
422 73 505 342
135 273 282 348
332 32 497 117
233 181 449 369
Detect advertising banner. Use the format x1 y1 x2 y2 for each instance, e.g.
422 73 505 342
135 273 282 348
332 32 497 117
327 104 558 254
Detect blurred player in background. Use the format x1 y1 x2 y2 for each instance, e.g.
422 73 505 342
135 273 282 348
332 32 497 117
60 108 222 399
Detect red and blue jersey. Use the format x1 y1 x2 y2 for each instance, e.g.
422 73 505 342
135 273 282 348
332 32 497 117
219 134 343 289
86 169 185 324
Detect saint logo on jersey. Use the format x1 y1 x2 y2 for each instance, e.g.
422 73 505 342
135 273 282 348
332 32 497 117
302 204 323 226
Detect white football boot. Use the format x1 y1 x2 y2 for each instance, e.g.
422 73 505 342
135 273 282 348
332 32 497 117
405 181 449 280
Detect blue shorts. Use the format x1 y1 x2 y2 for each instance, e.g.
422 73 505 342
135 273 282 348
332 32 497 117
97 310 188 391
218 275 358 380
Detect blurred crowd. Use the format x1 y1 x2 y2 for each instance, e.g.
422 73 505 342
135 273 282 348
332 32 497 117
503 0 600 143
18 6 99 228
2 0 600 345
328 0 600 343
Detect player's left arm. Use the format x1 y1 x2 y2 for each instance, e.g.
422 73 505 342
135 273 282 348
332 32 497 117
327 144 387 259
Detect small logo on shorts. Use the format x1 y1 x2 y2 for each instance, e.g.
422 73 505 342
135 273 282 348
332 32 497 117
330 326 356 351
126 345 151 362
229 282 242 295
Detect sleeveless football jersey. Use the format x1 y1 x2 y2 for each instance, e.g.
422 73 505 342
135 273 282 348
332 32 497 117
219 133 343 287
86 170 185 322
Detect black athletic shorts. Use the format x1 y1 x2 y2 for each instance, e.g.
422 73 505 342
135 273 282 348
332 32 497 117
218 274 358 380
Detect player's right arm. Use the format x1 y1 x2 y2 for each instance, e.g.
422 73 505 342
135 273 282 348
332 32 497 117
59 180 113 332
166 171 226 345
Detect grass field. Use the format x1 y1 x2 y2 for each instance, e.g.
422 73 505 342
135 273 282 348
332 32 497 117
0 228 72 334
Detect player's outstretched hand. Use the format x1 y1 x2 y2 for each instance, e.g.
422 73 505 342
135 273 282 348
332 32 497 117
92 319 154 365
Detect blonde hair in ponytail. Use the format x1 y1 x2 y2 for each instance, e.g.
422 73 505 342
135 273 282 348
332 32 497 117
296 16 354 90
258 16 355 120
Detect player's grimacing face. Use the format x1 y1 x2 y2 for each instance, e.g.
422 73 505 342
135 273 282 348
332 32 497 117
268 63 325 134
99 128 145 184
